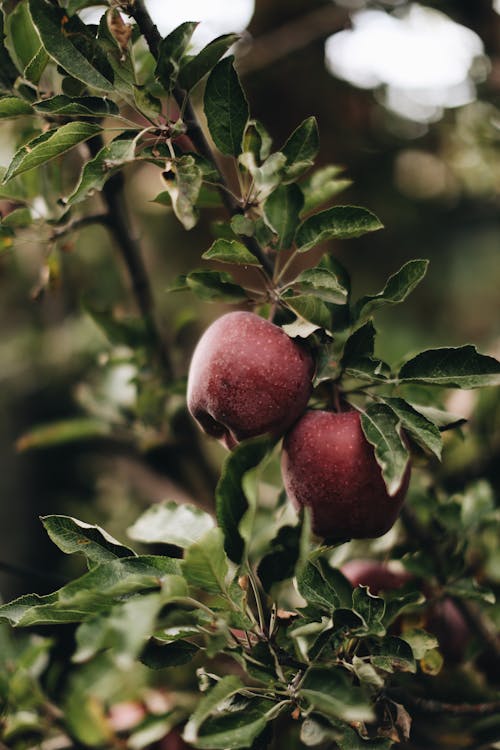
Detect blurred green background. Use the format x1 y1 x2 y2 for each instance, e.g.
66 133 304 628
0 0 499 601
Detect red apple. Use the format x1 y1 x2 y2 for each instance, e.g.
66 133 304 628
187 311 314 449
341 559 469 662
157 728 192 750
341 559 411 594
281 410 410 539
426 598 470 663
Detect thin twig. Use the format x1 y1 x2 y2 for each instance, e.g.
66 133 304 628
51 213 110 241
126 0 274 275
238 5 349 75
386 689 500 717
88 135 173 378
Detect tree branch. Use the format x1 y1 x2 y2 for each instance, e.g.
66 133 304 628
126 0 274 275
51 213 110 241
238 5 349 75
84 137 218 499
88 136 173 379
386 688 500 716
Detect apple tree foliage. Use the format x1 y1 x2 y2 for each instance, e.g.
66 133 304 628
0 2 500 749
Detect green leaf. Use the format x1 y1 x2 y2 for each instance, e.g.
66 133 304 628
204 56 249 156
282 294 332 332
3 122 102 182
359 403 410 496
297 560 340 612
281 116 319 179
141 638 199 669
445 578 496 604
127 501 214 549
370 636 416 673
400 628 438 660
302 165 353 214
355 259 428 323
15 417 110 451
155 21 198 92
296 206 383 253
382 397 442 459
34 95 119 117
74 592 167 665
382 590 424 628
161 154 202 230
178 33 239 91
352 587 386 636
408 403 466 431
0 168 27 201
242 119 272 162
294 267 348 304
5 0 49 84
300 668 374 723
41 515 135 566
216 437 273 563
182 527 229 594
257 524 301 591
399 346 500 389
0 96 33 118
194 699 273 750
340 725 393 750
301 718 391 750
0 13 19 91
263 183 304 249
202 238 262 267
230 214 255 236
0 206 32 227
133 84 162 119
341 321 391 382
65 137 136 205
184 676 244 744
154 184 222 210
343 321 376 359
184 682 277 750
0 556 181 626
239 151 287 201
172 269 249 302
29 0 113 92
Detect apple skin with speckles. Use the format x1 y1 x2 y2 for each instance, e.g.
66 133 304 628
281 410 411 540
187 311 314 450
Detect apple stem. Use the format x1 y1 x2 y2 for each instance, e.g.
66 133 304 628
267 301 278 322
333 384 342 413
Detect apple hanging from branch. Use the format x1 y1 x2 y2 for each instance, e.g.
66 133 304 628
281 409 411 540
187 311 314 449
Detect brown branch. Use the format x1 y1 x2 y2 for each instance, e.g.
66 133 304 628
238 5 349 75
126 0 274 275
85 138 218 497
386 688 500 717
51 212 110 241
88 135 173 379
401 505 500 661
